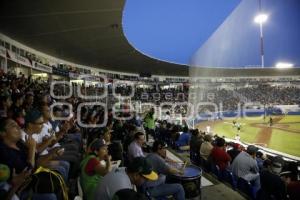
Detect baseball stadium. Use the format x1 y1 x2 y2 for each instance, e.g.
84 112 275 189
195 105 300 158
0 0 300 200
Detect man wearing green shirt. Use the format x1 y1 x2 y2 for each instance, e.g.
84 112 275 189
144 108 155 142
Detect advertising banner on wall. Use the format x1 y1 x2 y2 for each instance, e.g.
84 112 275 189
32 61 52 73
52 67 69 77
69 72 80 79
6 50 32 67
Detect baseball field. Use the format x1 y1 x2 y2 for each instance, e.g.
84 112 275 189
196 115 300 157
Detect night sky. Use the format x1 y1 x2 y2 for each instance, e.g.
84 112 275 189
123 0 300 68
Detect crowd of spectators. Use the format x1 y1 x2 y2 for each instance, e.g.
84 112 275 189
0 71 188 200
70 81 300 112
198 84 300 111
112 84 189 104
0 70 84 199
1 69 300 200
188 129 300 200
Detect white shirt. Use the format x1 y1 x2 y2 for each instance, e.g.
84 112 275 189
21 130 42 144
40 122 61 150
21 122 60 155
206 126 211 133
128 141 144 162
21 129 48 155
164 114 172 124
235 135 241 141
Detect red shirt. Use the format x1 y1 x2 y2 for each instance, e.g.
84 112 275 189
85 157 100 176
210 146 231 170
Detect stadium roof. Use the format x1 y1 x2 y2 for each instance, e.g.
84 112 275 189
0 0 299 77
0 0 189 76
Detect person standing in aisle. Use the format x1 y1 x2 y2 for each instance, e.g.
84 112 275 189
144 108 155 142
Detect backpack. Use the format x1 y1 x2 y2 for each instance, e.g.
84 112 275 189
19 167 69 200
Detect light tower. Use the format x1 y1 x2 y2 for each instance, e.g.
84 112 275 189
254 0 268 68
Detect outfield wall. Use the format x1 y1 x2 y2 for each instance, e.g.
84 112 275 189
191 105 300 124
287 112 300 115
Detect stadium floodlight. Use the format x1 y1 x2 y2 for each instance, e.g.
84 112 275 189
275 62 294 69
254 13 268 68
32 73 47 77
254 14 268 24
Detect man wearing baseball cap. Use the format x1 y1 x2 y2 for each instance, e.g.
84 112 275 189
144 140 185 200
231 145 261 193
80 138 111 200
259 156 288 200
94 156 157 200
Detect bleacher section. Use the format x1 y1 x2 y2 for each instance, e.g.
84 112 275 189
1 33 300 200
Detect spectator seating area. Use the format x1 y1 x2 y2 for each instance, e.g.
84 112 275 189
1 70 300 200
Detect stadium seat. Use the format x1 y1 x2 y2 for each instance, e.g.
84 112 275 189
220 169 237 190
200 157 211 172
211 164 221 179
236 177 255 199
190 151 201 166
256 189 277 200
165 137 172 147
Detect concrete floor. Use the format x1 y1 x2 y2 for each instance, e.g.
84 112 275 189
201 184 247 200
168 149 248 200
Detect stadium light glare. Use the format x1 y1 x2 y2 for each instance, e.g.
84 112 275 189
254 14 268 24
275 62 294 68
70 79 84 83
254 13 268 68
32 73 48 77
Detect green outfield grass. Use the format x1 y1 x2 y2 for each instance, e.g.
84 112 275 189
288 124 300 130
273 115 300 132
270 129 300 157
277 115 300 123
212 120 259 142
211 117 264 142
201 115 300 157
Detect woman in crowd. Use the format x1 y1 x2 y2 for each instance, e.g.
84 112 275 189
80 138 112 200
